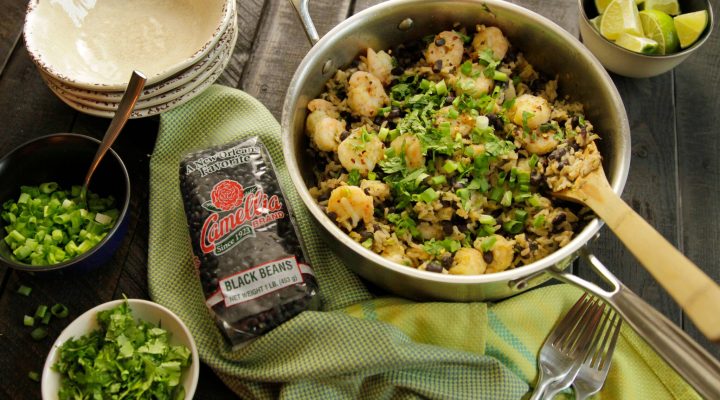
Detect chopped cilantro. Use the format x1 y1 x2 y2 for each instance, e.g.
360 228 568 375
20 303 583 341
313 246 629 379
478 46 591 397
387 213 420 238
347 169 361 186
522 111 535 135
53 300 192 400
423 238 462 255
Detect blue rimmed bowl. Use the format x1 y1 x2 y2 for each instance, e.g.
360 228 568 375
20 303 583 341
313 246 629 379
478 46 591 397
0 133 131 274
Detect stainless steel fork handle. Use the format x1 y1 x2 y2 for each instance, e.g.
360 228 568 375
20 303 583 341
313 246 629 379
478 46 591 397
288 0 320 45
549 250 720 399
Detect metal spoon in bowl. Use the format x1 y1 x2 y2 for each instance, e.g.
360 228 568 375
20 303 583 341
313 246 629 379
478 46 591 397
552 162 720 344
80 70 146 203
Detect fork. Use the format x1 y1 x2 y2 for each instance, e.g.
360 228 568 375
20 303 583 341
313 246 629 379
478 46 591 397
529 293 606 400
543 306 623 399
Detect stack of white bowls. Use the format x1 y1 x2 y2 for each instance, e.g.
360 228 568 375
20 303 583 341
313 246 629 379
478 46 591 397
23 0 237 118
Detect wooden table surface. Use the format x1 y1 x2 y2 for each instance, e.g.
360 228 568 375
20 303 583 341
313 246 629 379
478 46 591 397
0 0 718 398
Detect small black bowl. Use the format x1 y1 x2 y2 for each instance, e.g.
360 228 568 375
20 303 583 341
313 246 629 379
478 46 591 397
0 133 131 274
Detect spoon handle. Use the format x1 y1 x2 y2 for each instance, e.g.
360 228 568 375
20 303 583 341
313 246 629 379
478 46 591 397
583 178 720 343
83 70 147 189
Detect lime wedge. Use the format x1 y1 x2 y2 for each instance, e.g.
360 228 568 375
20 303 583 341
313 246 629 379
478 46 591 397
615 33 660 54
639 9 680 54
600 0 644 41
590 15 603 31
643 0 681 16
595 0 613 13
674 10 709 49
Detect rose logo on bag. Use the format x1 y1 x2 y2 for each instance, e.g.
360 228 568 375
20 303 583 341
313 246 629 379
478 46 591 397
200 180 285 255
211 180 244 211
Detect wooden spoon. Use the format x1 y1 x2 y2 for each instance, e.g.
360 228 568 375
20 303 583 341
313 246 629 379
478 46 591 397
554 164 720 343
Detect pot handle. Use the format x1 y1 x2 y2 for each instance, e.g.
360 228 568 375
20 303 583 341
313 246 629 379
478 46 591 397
288 0 320 45
549 250 720 399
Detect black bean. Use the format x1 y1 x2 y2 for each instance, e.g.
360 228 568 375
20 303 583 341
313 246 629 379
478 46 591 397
452 180 465 189
340 130 351 141
355 219 366 231
440 253 454 269
327 211 338 221
530 171 543 186
483 251 494 264
433 59 443 73
426 261 443 273
317 192 330 202
444 94 456 106
504 47 518 62
434 37 446 46
441 221 454 235
388 107 401 119
487 113 504 131
360 231 374 241
391 66 404 76
552 213 567 226
373 116 383 125
548 147 567 161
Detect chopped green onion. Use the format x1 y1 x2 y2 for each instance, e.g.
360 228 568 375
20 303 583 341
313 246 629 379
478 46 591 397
28 371 40 382
30 327 47 341
481 236 497 252
489 187 504 202
514 209 528 222
533 214 546 228
418 188 439 203
527 195 542 208
493 71 509 82
500 191 513 207
41 313 51 325
39 182 58 194
361 238 373 248
367 171 377 181
436 80 448 95
34 304 47 319
447 108 459 119
443 160 458 173
478 214 495 225
431 175 447 185
16 285 32 296
23 315 35 327
51 303 69 318
502 220 524 234
18 193 30 204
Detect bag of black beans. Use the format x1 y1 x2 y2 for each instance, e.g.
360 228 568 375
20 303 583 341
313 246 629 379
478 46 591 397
179 137 320 348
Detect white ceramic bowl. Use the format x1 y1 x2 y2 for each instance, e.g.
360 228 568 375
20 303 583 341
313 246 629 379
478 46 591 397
24 0 233 90
578 0 714 78
41 299 199 400
42 18 237 102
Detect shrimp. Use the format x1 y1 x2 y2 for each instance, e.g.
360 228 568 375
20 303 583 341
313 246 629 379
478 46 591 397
435 106 476 137
338 128 385 176
484 235 515 272
453 63 494 98
472 25 510 61
510 94 551 130
306 99 345 152
347 71 389 117
522 132 559 155
327 186 374 230
390 133 425 170
366 48 393 86
425 31 465 70
448 248 487 275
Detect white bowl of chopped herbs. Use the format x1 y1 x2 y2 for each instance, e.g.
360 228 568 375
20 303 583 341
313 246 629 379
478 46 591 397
41 299 199 400
0 134 131 273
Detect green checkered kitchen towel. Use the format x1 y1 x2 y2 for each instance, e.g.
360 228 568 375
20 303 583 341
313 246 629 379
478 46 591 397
147 85 700 399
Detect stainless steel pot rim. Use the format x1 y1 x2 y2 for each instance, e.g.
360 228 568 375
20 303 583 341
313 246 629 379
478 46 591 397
282 0 631 284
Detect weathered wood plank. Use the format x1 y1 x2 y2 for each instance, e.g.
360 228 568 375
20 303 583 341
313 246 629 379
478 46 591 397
239 0 353 118
217 0 266 88
0 0 25 73
674 0 720 358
